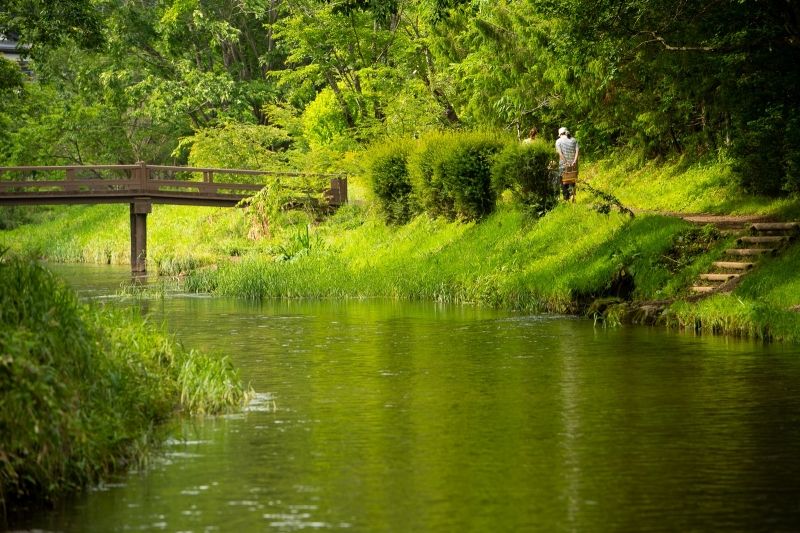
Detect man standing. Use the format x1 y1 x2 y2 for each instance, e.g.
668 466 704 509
556 127 579 200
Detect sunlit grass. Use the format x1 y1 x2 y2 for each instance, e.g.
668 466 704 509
185 205 691 314
666 243 800 342
3 151 800 342
584 152 800 218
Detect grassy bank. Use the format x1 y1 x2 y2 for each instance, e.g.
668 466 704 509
585 153 800 219
185 205 691 310
0 254 251 509
664 242 800 341
2 154 800 341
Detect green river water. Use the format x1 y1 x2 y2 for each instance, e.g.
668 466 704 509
11 264 800 532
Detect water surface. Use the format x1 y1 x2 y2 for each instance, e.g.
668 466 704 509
15 264 800 532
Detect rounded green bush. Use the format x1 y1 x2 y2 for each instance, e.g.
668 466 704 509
368 140 417 224
492 138 558 212
409 131 504 221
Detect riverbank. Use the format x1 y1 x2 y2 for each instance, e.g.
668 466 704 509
1 155 799 341
0 255 251 511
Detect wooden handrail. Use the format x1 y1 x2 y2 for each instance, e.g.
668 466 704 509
0 165 140 171
0 164 348 207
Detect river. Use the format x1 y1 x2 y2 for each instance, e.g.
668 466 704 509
11 264 800 532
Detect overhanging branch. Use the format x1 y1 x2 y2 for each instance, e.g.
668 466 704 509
641 31 716 52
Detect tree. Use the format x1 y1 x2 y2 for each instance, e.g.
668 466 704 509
0 0 104 52
533 0 800 192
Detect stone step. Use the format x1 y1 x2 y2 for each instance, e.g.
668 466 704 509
691 286 716 293
725 248 775 256
737 235 788 245
699 273 741 282
713 261 755 270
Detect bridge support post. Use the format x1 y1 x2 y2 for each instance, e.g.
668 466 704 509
130 199 152 275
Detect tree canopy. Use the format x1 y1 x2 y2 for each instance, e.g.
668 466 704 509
0 0 797 195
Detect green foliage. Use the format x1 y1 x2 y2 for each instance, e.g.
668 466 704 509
239 179 288 240
275 224 319 261
0 255 250 505
184 123 293 170
239 175 329 240
409 131 504 221
580 182 636 218
585 153 800 219
2 0 799 199
182 204 695 314
491 139 558 213
731 105 800 196
301 88 361 150
658 225 721 273
367 139 416 224
0 0 105 51
0 58 24 94
408 131 456 218
442 133 505 220
666 241 800 341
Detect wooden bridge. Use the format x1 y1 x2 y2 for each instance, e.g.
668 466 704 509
0 163 347 274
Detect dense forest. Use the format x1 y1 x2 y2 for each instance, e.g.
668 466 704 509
1 0 799 195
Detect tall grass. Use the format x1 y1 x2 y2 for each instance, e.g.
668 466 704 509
186 205 693 313
0 254 251 507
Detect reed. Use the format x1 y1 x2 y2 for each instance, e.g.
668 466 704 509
0 254 251 507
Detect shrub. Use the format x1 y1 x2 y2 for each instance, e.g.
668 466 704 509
410 131 504 221
408 131 456 219
442 133 505 220
367 139 416 224
492 139 558 213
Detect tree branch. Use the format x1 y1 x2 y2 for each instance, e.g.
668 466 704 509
641 31 716 52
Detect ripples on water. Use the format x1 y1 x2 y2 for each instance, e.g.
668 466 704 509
13 264 800 532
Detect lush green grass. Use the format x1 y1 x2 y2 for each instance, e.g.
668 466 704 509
186 203 695 313
2 155 800 341
584 153 800 219
666 243 800 342
0 204 251 273
0 255 251 507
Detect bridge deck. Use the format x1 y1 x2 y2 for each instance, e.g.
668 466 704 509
0 164 347 274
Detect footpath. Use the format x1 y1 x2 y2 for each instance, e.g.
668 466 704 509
629 213 799 323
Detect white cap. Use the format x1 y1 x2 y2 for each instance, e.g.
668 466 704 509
558 127 568 135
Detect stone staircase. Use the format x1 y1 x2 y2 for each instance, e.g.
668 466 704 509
690 222 799 295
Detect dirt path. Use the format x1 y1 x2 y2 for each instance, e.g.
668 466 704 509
638 211 775 229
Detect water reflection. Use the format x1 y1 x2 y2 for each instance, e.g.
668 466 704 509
12 264 800 532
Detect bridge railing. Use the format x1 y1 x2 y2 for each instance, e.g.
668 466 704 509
0 165 141 193
0 163 347 206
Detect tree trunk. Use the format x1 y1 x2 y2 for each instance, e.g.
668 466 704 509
324 71 356 128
